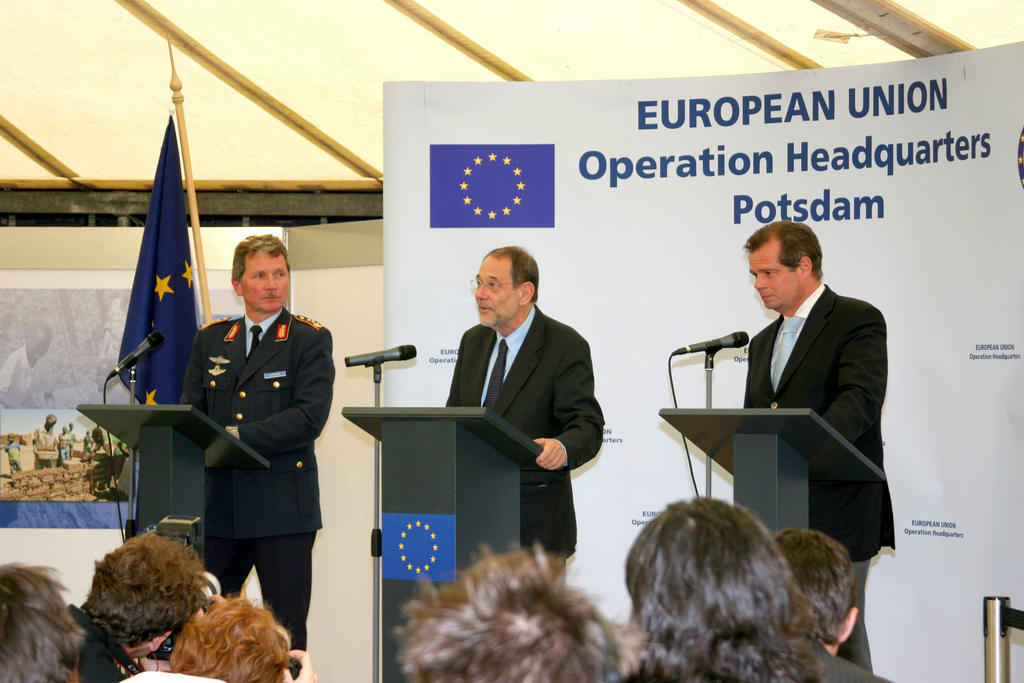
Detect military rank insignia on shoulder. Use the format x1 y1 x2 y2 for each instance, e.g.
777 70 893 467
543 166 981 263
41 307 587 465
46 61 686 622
201 316 236 330
294 314 325 330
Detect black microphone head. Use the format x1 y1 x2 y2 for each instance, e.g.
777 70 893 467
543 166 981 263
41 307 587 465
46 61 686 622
399 345 417 360
727 331 749 348
147 330 165 347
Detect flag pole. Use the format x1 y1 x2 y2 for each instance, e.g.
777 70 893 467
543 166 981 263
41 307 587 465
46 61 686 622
167 37 213 325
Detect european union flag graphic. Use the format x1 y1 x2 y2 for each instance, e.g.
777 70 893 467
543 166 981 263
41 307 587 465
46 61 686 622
430 144 554 228
118 117 198 404
1017 124 1024 191
382 513 456 582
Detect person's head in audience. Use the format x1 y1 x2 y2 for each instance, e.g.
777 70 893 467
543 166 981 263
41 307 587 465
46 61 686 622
775 528 858 655
171 597 295 683
625 498 819 682
82 533 206 658
0 564 83 683
400 545 642 682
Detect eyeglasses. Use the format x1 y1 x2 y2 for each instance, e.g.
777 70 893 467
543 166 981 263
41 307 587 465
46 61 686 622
470 278 514 293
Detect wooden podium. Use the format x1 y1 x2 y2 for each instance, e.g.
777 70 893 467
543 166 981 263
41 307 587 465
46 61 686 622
660 408 884 530
344 406 541 683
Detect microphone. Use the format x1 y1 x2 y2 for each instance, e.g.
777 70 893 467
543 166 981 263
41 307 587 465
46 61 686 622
672 331 748 357
345 345 416 367
107 330 165 379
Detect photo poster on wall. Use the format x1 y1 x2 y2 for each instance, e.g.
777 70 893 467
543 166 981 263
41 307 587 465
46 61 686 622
0 288 131 528
0 285 244 528
383 42 1024 682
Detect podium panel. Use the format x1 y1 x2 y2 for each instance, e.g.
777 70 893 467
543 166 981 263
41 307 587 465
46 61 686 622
344 406 538 683
76 404 268 551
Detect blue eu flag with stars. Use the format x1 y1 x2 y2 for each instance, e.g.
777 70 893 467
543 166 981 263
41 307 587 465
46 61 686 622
382 513 456 582
430 144 554 228
118 117 198 405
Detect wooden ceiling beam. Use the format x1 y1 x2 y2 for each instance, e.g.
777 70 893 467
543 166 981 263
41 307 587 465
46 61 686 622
674 0 823 70
811 0 973 58
115 0 383 180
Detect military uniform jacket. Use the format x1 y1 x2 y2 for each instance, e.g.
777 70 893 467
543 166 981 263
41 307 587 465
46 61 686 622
446 307 604 556
744 287 894 561
180 309 334 538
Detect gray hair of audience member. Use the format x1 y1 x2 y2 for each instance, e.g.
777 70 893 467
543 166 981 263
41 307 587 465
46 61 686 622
0 564 83 683
400 545 642 682
625 498 820 683
774 528 857 646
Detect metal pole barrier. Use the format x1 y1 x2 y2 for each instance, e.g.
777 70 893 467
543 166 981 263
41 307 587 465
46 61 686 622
984 596 1010 683
983 596 1024 682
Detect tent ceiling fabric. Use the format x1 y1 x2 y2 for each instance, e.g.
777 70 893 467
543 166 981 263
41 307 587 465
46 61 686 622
1 0 1019 191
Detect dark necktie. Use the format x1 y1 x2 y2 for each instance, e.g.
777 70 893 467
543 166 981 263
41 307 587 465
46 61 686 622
248 324 262 361
483 339 508 408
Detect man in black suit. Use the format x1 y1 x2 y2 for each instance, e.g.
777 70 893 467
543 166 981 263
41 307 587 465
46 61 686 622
743 221 894 672
447 246 604 557
181 234 334 649
775 528 894 683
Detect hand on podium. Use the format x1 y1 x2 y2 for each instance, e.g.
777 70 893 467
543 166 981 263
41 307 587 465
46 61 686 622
534 437 567 470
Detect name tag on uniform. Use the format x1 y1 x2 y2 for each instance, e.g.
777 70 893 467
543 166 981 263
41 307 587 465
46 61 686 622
264 370 287 379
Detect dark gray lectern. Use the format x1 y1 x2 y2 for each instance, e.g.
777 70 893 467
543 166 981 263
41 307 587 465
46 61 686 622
343 406 541 683
659 408 885 530
77 404 269 550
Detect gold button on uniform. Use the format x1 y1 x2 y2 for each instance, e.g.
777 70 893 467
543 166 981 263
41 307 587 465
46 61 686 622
235 412 243 421
769 402 779 409
209 380 216 388
239 391 246 398
273 381 281 389
296 461 304 470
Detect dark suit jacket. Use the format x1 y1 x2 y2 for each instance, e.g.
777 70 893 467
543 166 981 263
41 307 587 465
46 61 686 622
744 287 894 561
180 309 335 538
811 639 894 683
70 604 138 683
446 307 604 555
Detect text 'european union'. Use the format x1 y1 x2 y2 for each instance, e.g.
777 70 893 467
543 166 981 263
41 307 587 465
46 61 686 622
382 513 456 582
430 144 555 228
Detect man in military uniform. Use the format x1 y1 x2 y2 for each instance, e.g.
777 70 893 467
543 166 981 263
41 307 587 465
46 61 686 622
180 234 334 649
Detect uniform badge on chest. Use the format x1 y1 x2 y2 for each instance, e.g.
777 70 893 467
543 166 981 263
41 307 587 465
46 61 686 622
208 355 231 376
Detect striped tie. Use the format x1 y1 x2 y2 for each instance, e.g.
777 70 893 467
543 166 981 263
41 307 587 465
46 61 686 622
483 339 508 408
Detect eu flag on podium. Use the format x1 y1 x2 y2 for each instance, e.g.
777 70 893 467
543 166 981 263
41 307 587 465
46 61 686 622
118 117 198 405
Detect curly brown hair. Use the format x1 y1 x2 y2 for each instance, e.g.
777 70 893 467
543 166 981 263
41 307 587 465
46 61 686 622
82 534 206 648
171 597 291 683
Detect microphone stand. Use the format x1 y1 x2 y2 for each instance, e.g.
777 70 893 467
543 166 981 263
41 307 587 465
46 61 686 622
370 362 383 683
703 352 715 499
126 367 138 538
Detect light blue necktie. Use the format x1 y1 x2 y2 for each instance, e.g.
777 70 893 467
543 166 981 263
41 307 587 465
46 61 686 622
771 316 803 391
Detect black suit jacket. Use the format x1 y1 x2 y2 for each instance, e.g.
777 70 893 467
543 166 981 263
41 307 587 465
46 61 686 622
446 307 604 555
744 287 894 561
811 639 894 683
180 309 335 538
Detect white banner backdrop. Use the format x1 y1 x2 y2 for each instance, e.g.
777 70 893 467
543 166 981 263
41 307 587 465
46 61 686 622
382 42 1024 681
